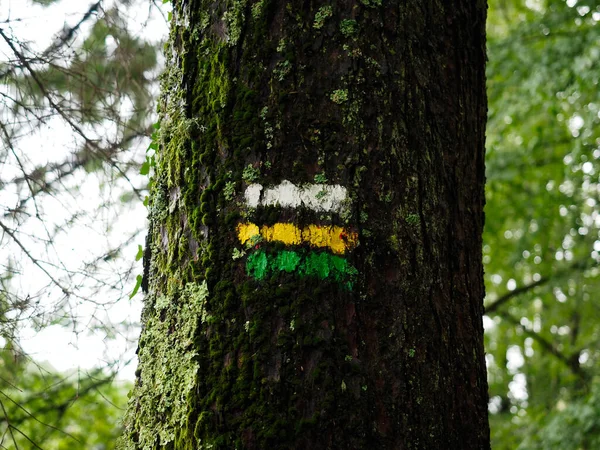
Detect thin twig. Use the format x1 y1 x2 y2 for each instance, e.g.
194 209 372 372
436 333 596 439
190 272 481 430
42 2 102 59
0 219 70 296
0 398 18 450
0 28 143 200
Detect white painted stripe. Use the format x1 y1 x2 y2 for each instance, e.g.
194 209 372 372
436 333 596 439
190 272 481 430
244 183 263 208
244 179 349 214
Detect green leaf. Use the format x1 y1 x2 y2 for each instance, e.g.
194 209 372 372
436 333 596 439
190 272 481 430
120 191 135 203
140 161 150 175
135 245 144 261
129 274 143 299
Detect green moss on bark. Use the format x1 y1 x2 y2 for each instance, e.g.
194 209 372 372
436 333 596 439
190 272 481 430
118 281 209 449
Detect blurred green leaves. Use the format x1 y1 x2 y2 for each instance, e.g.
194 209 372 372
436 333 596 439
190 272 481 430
486 0 600 447
0 347 131 449
11 9 157 132
0 0 164 447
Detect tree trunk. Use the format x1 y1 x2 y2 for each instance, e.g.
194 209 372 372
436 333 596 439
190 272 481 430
119 1 490 449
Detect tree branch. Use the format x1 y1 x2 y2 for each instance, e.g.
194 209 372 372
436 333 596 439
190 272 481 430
502 312 586 380
485 277 549 314
0 219 70 296
485 259 596 314
0 28 143 200
42 1 103 59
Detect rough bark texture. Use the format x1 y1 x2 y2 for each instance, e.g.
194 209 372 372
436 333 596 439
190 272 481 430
119 1 490 449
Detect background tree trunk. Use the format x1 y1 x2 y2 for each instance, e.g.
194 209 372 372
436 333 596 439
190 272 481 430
119 1 490 449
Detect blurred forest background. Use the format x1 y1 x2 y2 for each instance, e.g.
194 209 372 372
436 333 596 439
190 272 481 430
0 0 599 448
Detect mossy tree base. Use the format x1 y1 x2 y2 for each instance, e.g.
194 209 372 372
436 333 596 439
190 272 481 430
119 1 490 449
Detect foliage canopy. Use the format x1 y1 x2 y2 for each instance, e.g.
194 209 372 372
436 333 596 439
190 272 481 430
486 0 600 447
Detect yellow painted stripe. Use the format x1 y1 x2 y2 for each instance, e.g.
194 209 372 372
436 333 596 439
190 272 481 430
237 222 259 244
237 222 358 254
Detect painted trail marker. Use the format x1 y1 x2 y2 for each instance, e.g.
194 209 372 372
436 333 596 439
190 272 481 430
244 180 350 214
237 179 358 288
246 250 358 289
237 223 357 255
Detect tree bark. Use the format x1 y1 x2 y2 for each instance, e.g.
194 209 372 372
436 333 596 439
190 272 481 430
120 1 490 449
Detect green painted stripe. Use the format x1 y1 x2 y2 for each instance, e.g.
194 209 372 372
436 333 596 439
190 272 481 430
245 250 358 289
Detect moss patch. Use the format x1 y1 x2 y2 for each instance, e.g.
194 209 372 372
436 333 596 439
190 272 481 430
117 281 209 449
